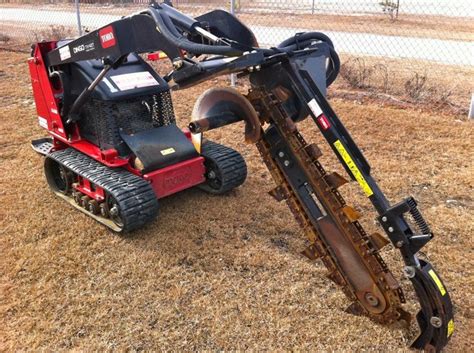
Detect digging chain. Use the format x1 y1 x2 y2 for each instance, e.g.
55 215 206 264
250 90 405 323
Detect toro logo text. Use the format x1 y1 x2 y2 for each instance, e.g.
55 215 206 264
99 26 116 49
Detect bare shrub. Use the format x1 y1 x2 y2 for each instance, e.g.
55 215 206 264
428 85 455 108
338 60 459 112
0 33 11 43
34 25 73 42
379 0 400 21
340 58 373 89
403 72 456 107
434 87 454 105
373 63 391 93
404 72 428 100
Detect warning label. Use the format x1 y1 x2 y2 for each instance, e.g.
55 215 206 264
110 72 159 91
59 46 71 61
38 116 48 129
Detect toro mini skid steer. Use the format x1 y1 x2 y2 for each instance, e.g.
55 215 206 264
29 2 453 351
29 16 247 232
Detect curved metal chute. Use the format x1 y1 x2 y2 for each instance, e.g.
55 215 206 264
190 87 261 152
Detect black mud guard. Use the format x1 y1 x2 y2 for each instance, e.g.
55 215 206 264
120 125 199 174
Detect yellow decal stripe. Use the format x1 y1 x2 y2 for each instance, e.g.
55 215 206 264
447 319 454 337
333 140 373 197
428 269 447 296
160 147 176 156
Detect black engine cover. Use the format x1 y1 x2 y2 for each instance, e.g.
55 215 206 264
68 53 169 101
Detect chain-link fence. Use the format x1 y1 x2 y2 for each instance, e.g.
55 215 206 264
1 0 473 109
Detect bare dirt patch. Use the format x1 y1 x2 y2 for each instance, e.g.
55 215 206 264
0 50 472 351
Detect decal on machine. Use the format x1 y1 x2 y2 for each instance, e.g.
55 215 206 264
72 42 95 54
110 72 160 91
428 269 447 296
102 78 118 93
38 116 48 129
334 139 374 197
160 147 176 156
99 25 116 48
308 98 323 117
447 319 454 337
59 46 71 61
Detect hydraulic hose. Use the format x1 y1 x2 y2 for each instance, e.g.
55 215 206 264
278 31 334 50
160 8 182 39
147 7 339 85
326 46 340 86
146 8 244 56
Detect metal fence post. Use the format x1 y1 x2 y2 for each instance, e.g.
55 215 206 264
75 0 83 36
230 0 236 87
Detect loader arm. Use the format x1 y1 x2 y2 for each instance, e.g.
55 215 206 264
47 13 181 67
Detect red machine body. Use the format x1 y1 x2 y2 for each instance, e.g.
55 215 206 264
29 41 205 200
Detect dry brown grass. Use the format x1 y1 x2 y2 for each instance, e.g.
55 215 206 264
0 50 473 351
335 55 474 112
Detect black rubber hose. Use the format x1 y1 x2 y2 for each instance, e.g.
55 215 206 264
278 31 334 50
147 9 244 56
326 46 340 86
149 7 340 85
160 9 182 38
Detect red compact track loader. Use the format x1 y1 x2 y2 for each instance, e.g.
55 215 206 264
29 39 247 232
29 2 454 351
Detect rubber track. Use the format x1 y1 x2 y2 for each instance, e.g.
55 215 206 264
199 140 247 194
48 148 158 232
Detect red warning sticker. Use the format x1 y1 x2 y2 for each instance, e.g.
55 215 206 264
317 115 331 130
99 25 116 49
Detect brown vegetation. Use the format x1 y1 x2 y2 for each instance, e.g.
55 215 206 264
35 25 73 42
0 50 472 351
337 56 473 114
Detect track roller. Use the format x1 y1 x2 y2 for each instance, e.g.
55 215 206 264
73 190 82 204
87 200 100 215
80 195 91 208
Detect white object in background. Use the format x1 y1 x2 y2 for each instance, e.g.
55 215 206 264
469 93 474 120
